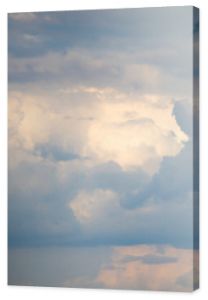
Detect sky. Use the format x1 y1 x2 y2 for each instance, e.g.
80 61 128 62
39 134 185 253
8 6 199 292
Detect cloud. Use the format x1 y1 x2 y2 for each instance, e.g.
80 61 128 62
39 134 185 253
8 86 193 248
8 7 193 105
8 7 196 251
67 186 193 248
8 139 194 248
63 244 196 291
8 7 193 63
8 47 192 100
8 90 95 156
125 137 194 218
85 94 188 173
70 189 118 224
8 88 188 175
95 245 194 291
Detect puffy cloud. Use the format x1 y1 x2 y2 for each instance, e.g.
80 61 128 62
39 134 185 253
70 189 118 224
8 85 192 248
69 188 159 228
67 186 193 248
85 94 188 173
8 90 95 158
8 88 188 175
8 141 194 248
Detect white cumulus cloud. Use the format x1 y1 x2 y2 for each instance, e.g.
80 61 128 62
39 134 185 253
9 88 188 176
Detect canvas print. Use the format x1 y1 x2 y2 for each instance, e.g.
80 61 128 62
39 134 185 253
8 6 199 292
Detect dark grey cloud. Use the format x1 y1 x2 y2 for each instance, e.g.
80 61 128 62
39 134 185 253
8 7 193 99
8 7 192 58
